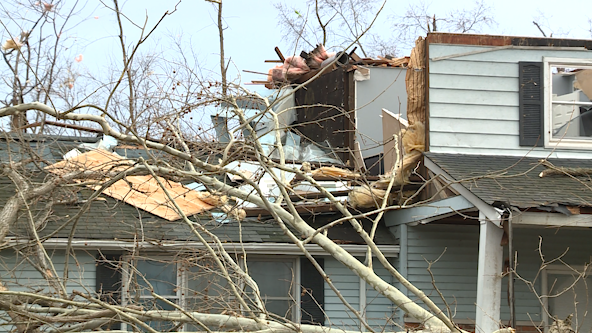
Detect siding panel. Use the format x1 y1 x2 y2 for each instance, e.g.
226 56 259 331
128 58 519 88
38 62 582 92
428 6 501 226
430 74 518 92
430 132 519 149
429 44 592 63
324 257 361 329
405 224 592 324
406 224 479 322
430 59 518 77
430 89 519 106
429 104 519 121
365 262 395 330
428 42 592 157
430 118 518 135
0 250 96 294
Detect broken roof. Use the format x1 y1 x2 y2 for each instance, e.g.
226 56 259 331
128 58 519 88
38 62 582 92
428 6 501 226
0 134 399 246
46 149 217 221
425 152 592 209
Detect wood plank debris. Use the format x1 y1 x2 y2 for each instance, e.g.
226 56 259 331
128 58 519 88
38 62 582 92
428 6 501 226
46 149 220 221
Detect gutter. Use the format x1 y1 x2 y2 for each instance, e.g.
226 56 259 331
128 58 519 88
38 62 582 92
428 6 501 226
6 238 399 257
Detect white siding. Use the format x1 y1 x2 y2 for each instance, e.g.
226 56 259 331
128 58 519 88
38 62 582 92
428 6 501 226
428 43 592 158
355 67 407 157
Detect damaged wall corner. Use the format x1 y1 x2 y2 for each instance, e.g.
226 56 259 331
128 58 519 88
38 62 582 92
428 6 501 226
405 37 426 126
388 37 425 184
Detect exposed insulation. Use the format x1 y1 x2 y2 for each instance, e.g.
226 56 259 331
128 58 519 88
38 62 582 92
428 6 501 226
575 69 592 100
393 122 425 184
348 186 390 209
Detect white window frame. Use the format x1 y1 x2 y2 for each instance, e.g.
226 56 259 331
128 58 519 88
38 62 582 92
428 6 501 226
541 265 592 332
543 57 592 149
121 255 301 331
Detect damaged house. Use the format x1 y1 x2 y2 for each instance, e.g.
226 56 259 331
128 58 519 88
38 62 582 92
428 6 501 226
3 31 592 333
385 33 592 333
251 33 592 333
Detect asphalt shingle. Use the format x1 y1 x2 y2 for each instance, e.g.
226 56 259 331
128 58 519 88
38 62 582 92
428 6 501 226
425 152 592 208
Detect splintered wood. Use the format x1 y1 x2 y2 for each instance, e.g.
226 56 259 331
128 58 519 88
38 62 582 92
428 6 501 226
311 166 361 179
405 37 426 125
46 149 217 221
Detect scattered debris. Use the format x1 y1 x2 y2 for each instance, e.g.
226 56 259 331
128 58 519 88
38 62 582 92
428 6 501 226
539 159 592 177
548 315 575 333
2 38 22 51
252 45 409 88
45 149 222 221
311 166 361 179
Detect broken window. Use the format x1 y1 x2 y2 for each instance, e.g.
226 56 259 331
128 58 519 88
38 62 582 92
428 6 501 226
550 64 592 142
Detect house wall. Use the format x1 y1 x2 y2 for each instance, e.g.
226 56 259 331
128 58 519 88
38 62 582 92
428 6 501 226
0 249 96 294
355 67 408 158
405 224 551 325
427 43 592 158
324 256 396 330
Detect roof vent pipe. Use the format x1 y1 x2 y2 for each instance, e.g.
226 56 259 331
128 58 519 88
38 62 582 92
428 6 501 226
320 51 349 68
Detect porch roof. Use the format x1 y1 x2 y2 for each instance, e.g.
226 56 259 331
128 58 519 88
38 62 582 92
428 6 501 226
424 152 592 210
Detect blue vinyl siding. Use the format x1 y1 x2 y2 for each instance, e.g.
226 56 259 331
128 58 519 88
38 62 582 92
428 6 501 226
324 257 362 329
405 223 592 325
324 256 397 331
0 249 96 294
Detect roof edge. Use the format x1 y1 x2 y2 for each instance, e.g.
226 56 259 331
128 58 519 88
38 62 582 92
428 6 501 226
7 238 400 256
426 32 592 49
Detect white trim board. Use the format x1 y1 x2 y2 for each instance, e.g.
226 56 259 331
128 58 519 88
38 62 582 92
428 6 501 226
513 211 592 227
6 238 399 257
424 156 501 226
385 195 475 226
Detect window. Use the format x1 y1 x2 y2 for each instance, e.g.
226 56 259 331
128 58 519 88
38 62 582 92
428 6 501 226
547 59 592 147
121 256 323 330
519 58 592 149
543 266 592 333
247 260 298 319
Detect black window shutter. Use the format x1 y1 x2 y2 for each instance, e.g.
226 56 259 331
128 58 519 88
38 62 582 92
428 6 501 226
300 257 325 325
96 253 122 330
518 62 544 146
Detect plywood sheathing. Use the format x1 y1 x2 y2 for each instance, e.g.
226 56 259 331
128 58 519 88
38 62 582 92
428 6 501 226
46 149 217 221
